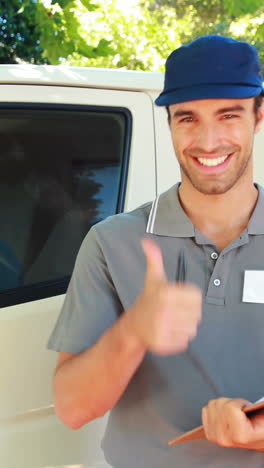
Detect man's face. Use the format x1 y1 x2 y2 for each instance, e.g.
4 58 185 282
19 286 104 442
168 98 263 195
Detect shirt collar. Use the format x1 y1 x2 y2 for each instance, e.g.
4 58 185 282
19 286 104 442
146 183 195 237
146 183 264 238
247 184 264 235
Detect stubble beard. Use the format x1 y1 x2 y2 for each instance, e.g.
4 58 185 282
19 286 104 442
179 148 253 196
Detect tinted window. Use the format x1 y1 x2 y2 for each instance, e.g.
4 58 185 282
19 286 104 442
0 105 131 307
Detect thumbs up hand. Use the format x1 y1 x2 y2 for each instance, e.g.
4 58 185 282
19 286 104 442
126 239 202 355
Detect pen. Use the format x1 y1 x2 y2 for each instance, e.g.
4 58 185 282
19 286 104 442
176 248 186 282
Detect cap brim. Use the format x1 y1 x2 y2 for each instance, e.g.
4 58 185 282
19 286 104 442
155 84 263 106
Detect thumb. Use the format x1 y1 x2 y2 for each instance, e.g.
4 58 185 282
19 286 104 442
141 238 166 282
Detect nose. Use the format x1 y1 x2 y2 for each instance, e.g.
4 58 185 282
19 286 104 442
195 121 223 153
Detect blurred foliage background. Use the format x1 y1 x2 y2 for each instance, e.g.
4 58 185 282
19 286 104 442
1 0 264 71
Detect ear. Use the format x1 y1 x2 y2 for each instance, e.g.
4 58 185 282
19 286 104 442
255 102 264 134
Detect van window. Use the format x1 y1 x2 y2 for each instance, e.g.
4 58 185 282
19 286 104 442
0 105 131 307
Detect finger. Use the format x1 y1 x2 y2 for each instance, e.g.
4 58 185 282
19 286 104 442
141 238 166 282
220 398 253 445
230 398 252 411
202 406 211 440
206 398 251 447
167 284 202 321
203 400 217 442
214 398 233 446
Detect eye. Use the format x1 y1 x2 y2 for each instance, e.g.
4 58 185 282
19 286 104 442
180 116 193 123
223 114 238 120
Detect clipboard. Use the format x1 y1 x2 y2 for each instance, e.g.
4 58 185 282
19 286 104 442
168 399 264 446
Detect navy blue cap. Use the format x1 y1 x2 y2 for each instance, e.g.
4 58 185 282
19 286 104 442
155 35 264 106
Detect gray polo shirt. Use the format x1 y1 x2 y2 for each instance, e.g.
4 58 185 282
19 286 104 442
48 183 264 467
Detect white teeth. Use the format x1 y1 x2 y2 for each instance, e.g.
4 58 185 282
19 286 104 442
197 155 229 166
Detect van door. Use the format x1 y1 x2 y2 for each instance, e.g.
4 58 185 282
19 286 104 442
0 83 156 468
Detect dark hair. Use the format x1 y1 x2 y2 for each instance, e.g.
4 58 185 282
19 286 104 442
166 106 170 121
166 94 264 122
254 93 264 115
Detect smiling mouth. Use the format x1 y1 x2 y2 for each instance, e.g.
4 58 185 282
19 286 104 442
195 153 233 167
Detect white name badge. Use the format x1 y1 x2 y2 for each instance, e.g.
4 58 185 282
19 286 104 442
243 270 264 303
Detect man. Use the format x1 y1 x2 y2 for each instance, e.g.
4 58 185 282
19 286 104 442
47 35 264 467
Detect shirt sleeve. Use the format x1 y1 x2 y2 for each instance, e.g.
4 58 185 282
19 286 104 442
47 225 123 354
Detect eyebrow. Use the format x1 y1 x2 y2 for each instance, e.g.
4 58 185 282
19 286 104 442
215 105 246 115
171 105 246 119
172 110 194 119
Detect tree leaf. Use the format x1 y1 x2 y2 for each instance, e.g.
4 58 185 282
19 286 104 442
80 0 99 11
51 0 73 7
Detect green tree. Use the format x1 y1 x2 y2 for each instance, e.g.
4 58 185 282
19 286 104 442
148 0 264 66
63 0 264 72
36 0 113 63
0 0 46 64
64 0 186 70
0 0 113 64
1 0 264 70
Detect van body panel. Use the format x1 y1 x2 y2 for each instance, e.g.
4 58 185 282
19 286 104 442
0 64 164 92
0 74 158 468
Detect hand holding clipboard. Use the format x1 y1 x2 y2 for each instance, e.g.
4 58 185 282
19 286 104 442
168 398 264 446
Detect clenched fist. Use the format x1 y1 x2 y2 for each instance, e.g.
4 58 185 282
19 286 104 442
126 239 202 355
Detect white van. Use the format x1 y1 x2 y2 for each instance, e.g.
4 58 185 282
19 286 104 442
0 65 177 468
1 65 264 468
